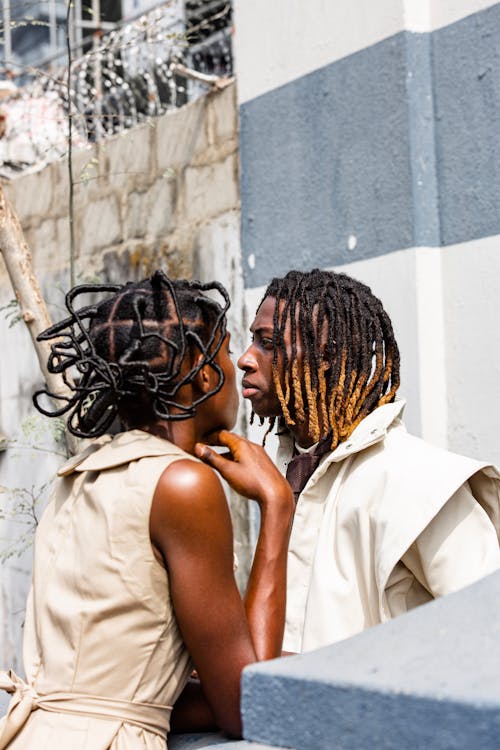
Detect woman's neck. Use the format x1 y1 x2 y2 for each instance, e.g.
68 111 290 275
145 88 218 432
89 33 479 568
136 419 198 456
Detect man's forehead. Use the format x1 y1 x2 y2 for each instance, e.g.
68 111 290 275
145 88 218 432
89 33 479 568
251 296 277 331
251 295 326 342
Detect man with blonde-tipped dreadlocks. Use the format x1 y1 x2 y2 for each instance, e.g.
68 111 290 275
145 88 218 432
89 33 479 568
200 269 500 653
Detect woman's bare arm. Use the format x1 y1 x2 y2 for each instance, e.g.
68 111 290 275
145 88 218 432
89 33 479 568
150 446 293 737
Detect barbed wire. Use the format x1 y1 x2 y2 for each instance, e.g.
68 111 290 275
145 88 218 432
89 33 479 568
0 1 233 173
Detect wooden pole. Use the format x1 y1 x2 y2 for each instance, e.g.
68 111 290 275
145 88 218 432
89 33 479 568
0 185 79 454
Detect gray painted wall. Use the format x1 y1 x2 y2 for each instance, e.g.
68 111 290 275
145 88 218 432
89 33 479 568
433 3 500 246
240 32 414 286
239 4 500 288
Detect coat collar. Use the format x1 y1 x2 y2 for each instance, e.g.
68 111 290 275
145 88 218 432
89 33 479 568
325 399 406 463
278 400 406 490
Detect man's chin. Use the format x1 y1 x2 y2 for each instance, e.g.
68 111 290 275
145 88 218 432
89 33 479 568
241 390 282 420
248 403 281 421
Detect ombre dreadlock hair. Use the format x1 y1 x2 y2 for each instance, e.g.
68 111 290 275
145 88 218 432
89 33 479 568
260 269 400 450
33 270 230 439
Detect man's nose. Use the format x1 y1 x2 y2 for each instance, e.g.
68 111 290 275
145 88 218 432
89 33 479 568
237 345 256 372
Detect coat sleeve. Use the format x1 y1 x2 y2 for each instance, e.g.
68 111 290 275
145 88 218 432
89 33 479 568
401 481 500 598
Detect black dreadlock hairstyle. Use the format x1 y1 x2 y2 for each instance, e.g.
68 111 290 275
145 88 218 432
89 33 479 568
33 269 230 439
259 269 400 450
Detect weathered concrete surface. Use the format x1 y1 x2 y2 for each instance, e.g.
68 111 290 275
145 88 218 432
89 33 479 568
169 736 279 750
1 82 239 284
242 570 500 750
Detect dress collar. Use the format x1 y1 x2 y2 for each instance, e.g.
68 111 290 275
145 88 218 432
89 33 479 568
57 430 187 476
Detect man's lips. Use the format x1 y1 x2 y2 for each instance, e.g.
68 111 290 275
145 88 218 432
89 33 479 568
241 380 260 398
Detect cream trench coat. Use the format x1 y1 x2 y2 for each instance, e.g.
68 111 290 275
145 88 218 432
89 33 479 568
278 401 500 653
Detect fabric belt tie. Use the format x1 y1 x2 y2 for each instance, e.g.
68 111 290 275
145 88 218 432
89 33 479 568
0 670 172 748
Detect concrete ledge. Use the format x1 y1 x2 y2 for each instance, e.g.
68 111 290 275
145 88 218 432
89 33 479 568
168 733 230 749
241 570 500 749
169 735 279 750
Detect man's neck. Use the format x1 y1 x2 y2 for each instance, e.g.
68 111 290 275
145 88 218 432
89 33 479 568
290 423 326 450
290 430 316 449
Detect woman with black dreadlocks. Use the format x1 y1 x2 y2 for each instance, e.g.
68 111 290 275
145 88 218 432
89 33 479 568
0 270 294 749
201 268 500 654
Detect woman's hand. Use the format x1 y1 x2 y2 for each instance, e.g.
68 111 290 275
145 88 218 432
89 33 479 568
194 431 294 663
194 430 293 510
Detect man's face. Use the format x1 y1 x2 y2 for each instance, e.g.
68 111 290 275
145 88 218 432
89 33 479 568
238 296 295 418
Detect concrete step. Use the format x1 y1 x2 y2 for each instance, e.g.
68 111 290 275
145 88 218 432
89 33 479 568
241 570 500 750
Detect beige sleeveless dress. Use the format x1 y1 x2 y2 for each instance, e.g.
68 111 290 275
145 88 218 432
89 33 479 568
0 430 194 749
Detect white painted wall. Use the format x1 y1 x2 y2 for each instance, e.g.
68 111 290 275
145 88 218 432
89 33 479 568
337 249 423 440
233 0 405 104
441 235 500 465
423 0 498 31
233 0 500 103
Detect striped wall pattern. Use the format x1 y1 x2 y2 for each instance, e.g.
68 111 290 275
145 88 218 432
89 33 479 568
233 0 500 463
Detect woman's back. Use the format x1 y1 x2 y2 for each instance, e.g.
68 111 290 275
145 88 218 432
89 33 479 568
12 430 193 749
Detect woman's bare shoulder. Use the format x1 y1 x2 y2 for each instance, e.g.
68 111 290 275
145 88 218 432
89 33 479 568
157 458 223 497
152 457 230 528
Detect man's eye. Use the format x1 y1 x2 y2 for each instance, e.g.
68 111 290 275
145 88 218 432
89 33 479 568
250 333 273 349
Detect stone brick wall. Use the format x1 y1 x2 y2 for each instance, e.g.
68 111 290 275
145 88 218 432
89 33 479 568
1 82 240 284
